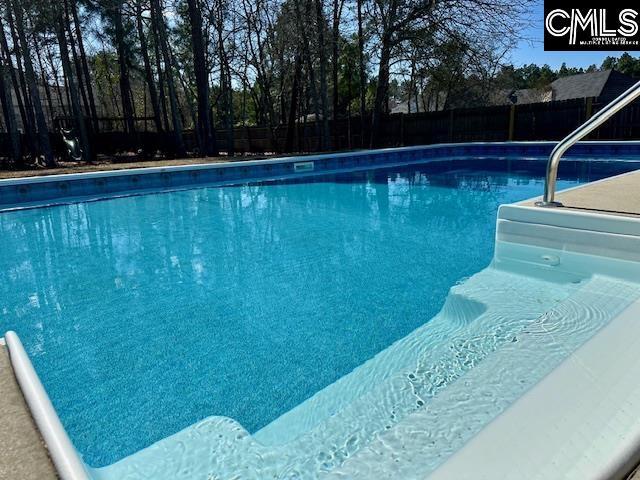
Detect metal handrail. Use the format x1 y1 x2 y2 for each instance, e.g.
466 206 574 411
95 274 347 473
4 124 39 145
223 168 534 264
536 79 640 207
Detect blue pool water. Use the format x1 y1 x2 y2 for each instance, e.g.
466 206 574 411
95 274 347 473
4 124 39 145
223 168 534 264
0 159 634 467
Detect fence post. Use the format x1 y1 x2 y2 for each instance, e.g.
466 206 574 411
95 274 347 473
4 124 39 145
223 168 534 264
585 97 594 121
584 97 594 139
400 113 405 146
508 104 516 141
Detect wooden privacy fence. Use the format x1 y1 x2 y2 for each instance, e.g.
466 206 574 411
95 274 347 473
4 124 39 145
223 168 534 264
218 97 639 153
2 97 640 159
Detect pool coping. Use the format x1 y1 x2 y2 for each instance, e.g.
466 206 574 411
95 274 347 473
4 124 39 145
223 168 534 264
0 340 58 480
3 332 89 480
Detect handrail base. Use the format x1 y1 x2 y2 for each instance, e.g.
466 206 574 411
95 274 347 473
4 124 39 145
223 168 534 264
534 200 564 208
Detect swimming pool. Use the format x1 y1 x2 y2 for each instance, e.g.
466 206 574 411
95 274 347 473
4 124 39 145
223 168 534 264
2 149 640 478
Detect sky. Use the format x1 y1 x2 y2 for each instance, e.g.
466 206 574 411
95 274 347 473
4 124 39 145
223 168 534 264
509 2 640 69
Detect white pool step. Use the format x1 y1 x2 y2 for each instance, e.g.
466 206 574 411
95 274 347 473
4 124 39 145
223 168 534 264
429 294 640 480
323 276 640 479
253 266 575 447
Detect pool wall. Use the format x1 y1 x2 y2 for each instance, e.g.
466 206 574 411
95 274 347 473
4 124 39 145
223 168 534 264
2 141 640 210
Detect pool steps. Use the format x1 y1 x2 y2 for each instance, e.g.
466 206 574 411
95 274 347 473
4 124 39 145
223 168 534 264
330 276 640 479
88 266 570 478
431 294 640 479
252 268 577 447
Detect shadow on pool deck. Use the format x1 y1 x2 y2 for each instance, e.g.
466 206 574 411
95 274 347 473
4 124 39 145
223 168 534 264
0 344 57 479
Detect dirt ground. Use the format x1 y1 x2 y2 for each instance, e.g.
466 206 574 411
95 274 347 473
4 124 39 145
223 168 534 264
0 154 281 180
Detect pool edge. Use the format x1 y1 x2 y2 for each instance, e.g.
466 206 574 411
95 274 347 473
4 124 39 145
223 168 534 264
3 140 640 210
4 331 90 480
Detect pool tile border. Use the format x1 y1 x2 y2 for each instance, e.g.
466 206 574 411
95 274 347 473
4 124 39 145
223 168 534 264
2 141 640 210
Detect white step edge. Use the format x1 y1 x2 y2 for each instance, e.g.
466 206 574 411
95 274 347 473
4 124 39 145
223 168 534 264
429 297 640 480
4 331 90 480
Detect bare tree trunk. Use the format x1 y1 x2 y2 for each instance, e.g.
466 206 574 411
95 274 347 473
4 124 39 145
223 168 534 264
0 16 28 136
0 59 21 164
314 0 330 150
35 48 56 124
175 63 197 130
346 60 352 149
70 0 99 130
56 14 91 162
7 7 33 123
331 0 344 122
222 66 234 155
11 0 54 165
285 54 301 152
357 0 366 147
3 8 36 154
99 39 122 117
408 54 416 114
219 41 234 156
151 0 185 155
214 6 233 156
294 0 320 146
371 32 392 148
135 1 163 133
63 0 91 121
150 16 170 131
46 45 69 118
113 2 135 133
186 0 217 156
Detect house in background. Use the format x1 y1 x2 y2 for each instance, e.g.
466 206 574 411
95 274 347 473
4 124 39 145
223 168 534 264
498 69 637 106
388 69 638 115
389 91 449 114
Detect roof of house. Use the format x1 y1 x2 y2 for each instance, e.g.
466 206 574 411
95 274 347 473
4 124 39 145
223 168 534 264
550 69 614 101
497 88 552 105
495 69 637 106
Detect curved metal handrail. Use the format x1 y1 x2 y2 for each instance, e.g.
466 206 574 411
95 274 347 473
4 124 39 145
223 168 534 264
536 79 640 207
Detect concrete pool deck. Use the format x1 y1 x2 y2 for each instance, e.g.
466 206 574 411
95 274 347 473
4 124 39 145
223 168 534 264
523 169 640 217
0 343 57 479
